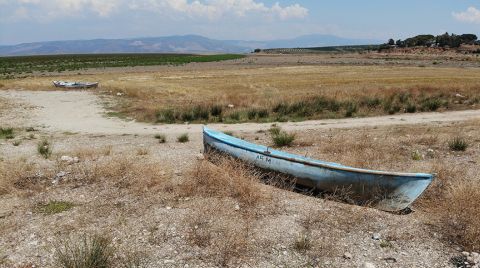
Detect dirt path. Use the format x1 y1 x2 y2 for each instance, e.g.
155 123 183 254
1 90 480 135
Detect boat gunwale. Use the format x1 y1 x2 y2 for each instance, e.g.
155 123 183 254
203 126 434 179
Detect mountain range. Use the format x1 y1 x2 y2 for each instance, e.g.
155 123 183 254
0 34 381 56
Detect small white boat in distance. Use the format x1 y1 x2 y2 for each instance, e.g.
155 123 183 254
53 81 99 89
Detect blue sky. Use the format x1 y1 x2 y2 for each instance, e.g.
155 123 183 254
0 0 479 45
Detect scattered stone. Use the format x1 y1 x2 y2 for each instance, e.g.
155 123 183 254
55 171 67 178
343 252 353 259
60 155 79 164
384 257 397 263
196 153 205 161
362 262 376 268
463 252 471 257
234 204 240 211
372 233 381 240
455 93 466 99
163 259 175 264
116 92 123 96
227 104 235 108
166 206 172 210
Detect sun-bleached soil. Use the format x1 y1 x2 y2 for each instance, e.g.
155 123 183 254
1 88 479 267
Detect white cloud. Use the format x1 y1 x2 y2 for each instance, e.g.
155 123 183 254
453 6 480 24
129 0 308 20
1 0 307 22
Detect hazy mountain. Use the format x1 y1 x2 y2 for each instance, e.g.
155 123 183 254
226 34 380 50
0 34 381 56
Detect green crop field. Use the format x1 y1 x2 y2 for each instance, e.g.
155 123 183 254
0 53 245 78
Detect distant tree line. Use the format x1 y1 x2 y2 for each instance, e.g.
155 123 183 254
381 33 479 50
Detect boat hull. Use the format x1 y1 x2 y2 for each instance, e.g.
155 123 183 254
203 127 433 211
53 81 98 88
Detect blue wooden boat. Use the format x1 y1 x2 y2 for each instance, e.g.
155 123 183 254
203 126 434 212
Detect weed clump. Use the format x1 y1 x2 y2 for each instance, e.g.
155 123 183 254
344 102 358 117
36 201 75 215
181 155 265 206
448 137 468 151
54 234 114 268
37 139 52 159
154 134 166 143
270 126 295 147
0 127 14 139
177 133 189 143
294 231 312 252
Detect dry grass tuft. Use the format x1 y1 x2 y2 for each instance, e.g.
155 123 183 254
418 158 480 251
0 160 53 195
427 177 480 251
37 139 53 159
180 155 267 207
72 156 170 193
54 234 114 268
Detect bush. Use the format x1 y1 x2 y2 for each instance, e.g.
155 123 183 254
271 130 295 147
257 109 269 118
448 137 468 151
268 125 281 136
421 97 442 111
192 105 209 121
54 234 114 268
344 102 358 117
177 133 189 143
180 111 193 122
156 109 176 123
363 97 381 109
210 105 223 117
37 139 52 159
405 103 417 113
247 109 258 120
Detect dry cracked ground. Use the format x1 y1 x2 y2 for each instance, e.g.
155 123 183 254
0 88 479 268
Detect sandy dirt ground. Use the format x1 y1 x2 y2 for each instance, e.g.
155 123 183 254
1 89 479 268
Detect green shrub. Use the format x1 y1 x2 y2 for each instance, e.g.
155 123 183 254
0 127 14 139
271 130 295 147
273 103 289 115
421 97 442 111
247 109 258 120
411 150 423 161
363 97 381 109
54 234 114 268
180 111 194 122
344 102 358 117
210 105 223 117
177 133 189 143
268 126 282 136
156 109 176 123
37 139 52 159
398 92 411 103
449 137 468 151
192 105 209 121
405 103 417 113
257 109 269 118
